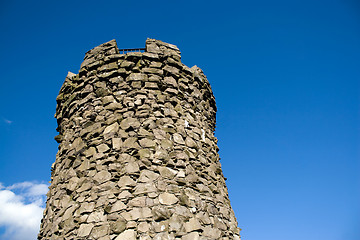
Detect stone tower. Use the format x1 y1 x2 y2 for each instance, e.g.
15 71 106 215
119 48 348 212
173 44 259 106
39 39 240 240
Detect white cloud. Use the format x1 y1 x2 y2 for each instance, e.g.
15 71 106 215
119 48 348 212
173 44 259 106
0 182 49 240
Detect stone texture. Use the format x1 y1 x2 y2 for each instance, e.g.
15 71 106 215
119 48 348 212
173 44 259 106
78 223 94 237
182 232 200 240
159 193 178 205
38 38 240 240
115 229 136 240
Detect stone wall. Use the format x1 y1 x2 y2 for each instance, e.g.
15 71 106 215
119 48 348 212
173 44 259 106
39 38 241 240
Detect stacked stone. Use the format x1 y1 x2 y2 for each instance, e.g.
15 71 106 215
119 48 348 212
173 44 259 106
39 39 240 240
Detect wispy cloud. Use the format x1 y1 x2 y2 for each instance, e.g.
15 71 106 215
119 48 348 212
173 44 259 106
0 181 49 240
3 118 12 124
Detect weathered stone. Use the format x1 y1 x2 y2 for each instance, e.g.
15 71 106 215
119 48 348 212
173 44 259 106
163 65 180 76
115 229 136 240
128 196 146 207
131 81 142 89
161 139 173 150
122 208 141 221
126 220 137 228
78 202 95 214
185 136 197 148
214 216 227 230
172 133 185 145
153 220 169 232
146 42 161 54
118 190 133 199
120 118 140 130
163 76 178 88
99 235 111 240
67 177 79 191
182 232 200 240
110 217 127 234
168 215 183 232
110 201 126 212
149 61 162 68
102 95 116 105
83 147 97 157
76 180 92 193
203 225 221 238
105 102 122 110
138 222 150 233
138 128 152 137
196 212 211 225
63 204 77 220
153 232 173 240
153 129 166 140
184 217 202 232
138 148 151 158
158 166 177 179
152 206 171 221
134 182 157 195
143 52 159 60
234 235 241 240
118 176 136 187
104 122 119 134
120 60 134 68
138 170 159 182
97 143 110 153
87 211 107 223
154 148 168 160
92 225 110 239
94 170 111 184
127 73 148 81
125 161 140 173
159 193 178 205
139 138 156 148
78 223 94 237
142 67 163 75
123 137 139 149
144 82 159 89
112 138 122 150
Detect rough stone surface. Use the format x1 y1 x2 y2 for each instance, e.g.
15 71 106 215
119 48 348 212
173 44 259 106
159 193 178 205
39 38 240 239
115 229 136 240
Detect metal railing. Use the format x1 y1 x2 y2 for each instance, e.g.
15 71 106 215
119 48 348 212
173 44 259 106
118 48 146 54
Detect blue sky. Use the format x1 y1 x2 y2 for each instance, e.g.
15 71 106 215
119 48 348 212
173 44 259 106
0 0 359 239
